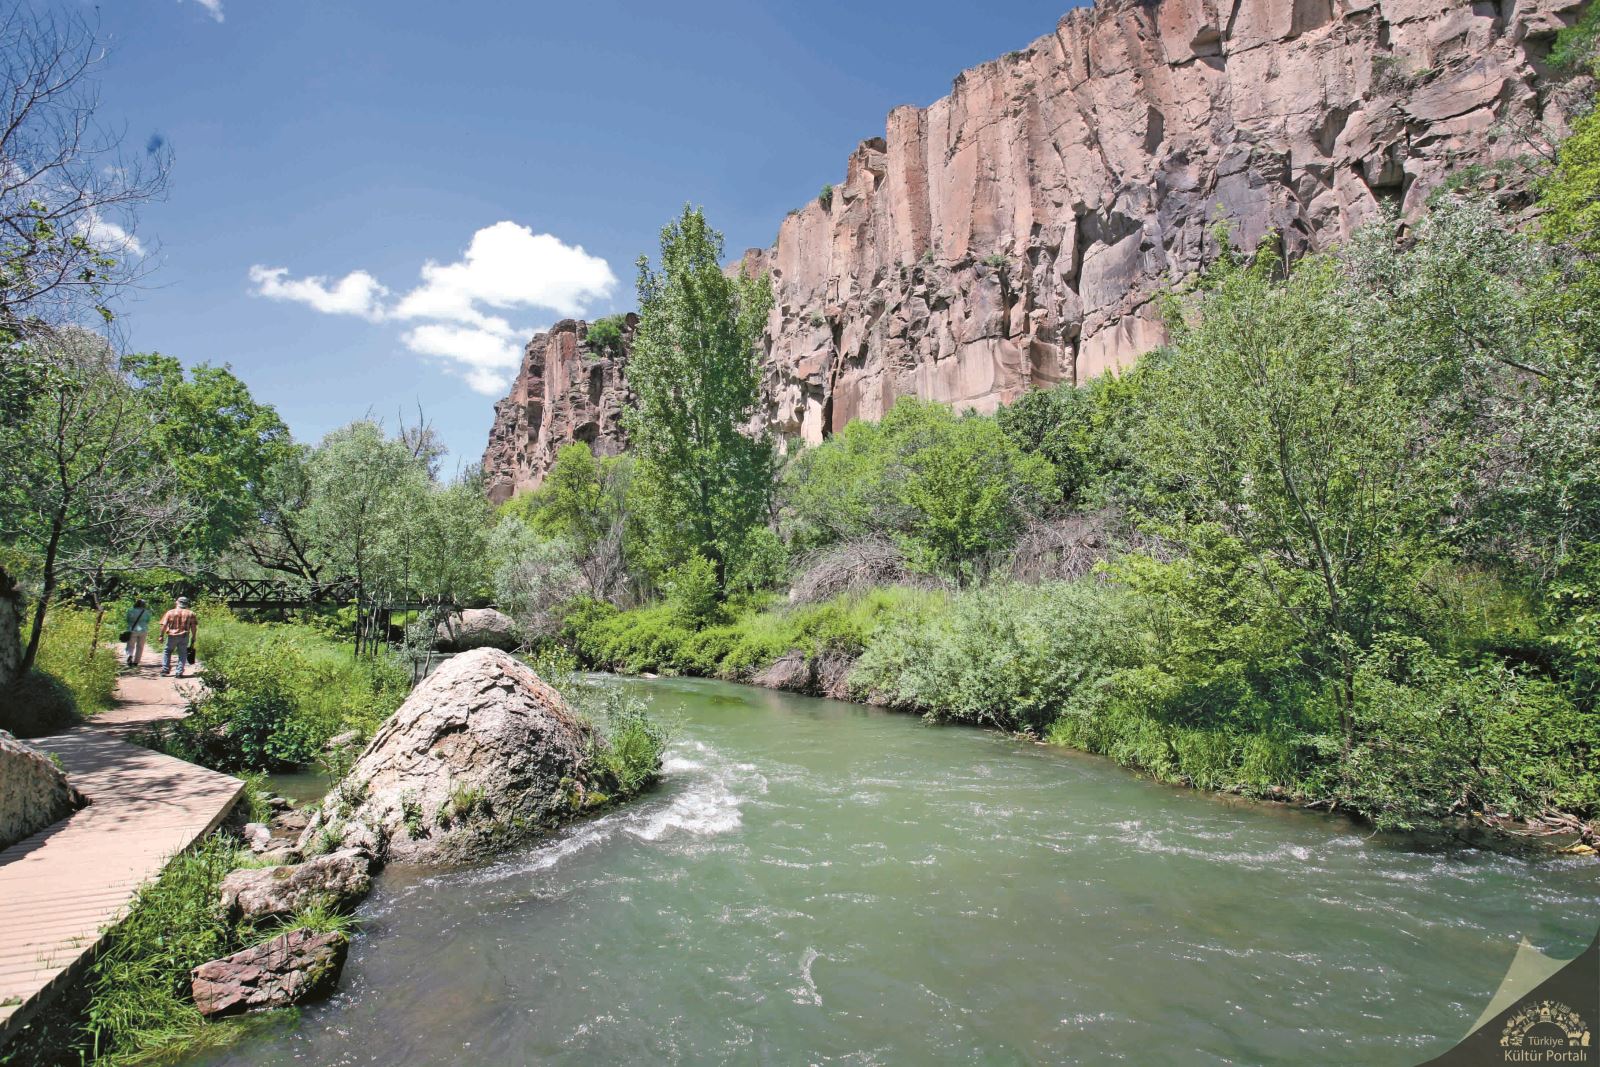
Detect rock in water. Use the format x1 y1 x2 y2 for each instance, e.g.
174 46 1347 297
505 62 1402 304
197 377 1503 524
433 607 521 652
0 730 83 850
220 849 372 921
299 648 596 865
191 929 350 1018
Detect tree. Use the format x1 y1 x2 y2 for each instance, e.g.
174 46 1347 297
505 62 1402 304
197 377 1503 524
125 354 291 561
0 6 169 335
0 331 187 673
300 421 429 602
1140 238 1467 740
781 397 1056 580
624 206 774 591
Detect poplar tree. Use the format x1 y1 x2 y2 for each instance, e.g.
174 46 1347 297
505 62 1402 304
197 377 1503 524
624 206 774 591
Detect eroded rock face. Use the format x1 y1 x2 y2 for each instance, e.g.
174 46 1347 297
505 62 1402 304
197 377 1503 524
298 648 597 865
434 607 520 652
481 0 1584 482
219 849 372 921
754 0 1585 444
191 929 349 1018
482 317 636 503
0 730 82 850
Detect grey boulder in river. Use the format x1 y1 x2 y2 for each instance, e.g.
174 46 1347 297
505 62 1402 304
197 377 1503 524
432 606 520 652
298 648 598 865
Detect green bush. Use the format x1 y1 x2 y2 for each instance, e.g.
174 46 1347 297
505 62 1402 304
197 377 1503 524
140 610 408 773
780 396 1056 579
852 580 1134 733
0 667 79 737
664 553 722 629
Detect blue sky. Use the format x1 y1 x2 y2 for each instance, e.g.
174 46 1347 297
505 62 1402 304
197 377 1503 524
89 0 1078 468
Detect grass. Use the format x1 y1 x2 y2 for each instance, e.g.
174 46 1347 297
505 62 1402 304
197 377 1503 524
136 607 410 774
0 606 120 736
4 835 242 1066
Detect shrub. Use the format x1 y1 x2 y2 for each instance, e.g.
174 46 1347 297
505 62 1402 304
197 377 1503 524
588 685 670 796
586 314 627 357
851 580 1133 733
818 183 834 210
139 611 408 773
664 553 722 629
780 396 1056 580
0 668 79 737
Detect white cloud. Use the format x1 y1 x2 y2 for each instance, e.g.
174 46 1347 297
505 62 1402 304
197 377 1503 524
248 265 389 321
182 0 225 22
394 221 616 323
247 221 614 394
401 322 525 396
78 210 145 258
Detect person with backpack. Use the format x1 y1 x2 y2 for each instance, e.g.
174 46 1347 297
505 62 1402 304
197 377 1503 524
159 596 198 678
123 598 153 667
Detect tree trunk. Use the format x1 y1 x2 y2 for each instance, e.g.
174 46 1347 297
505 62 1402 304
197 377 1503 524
20 510 66 674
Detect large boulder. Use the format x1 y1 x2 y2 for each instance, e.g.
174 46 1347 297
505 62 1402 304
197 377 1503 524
298 648 597 865
219 849 371 921
0 730 83 850
433 607 520 652
191 929 349 1018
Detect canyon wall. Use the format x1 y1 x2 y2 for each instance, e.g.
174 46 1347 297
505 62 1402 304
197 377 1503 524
482 317 635 504
485 0 1583 493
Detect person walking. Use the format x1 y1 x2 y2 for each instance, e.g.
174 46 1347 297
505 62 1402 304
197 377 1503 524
124 598 153 667
159 596 198 678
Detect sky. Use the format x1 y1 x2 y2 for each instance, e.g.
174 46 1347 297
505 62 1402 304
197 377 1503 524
82 0 1079 469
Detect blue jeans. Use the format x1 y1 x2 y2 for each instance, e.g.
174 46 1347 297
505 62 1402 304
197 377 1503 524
162 634 190 675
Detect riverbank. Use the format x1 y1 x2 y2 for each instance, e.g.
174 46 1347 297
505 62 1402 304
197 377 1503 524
565 585 1600 848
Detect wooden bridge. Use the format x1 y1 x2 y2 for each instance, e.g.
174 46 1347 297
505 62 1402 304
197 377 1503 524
98 572 442 614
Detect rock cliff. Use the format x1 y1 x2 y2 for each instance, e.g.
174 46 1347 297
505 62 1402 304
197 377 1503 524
483 317 635 504
484 0 1583 486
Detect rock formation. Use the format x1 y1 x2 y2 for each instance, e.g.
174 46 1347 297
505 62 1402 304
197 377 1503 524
482 317 636 503
191 929 350 1018
758 0 1583 442
220 849 372 921
297 648 598 865
0 730 83 850
433 607 521 652
482 0 1584 485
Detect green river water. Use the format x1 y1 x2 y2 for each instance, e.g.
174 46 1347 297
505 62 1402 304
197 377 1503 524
201 675 1599 1065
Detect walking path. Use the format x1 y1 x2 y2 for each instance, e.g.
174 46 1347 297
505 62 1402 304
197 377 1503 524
0 662 242 1045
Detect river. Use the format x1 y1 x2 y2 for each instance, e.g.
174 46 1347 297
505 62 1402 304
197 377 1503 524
199 675 1599 1065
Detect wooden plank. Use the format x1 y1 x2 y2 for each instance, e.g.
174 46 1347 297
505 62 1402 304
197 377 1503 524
0 667 243 1049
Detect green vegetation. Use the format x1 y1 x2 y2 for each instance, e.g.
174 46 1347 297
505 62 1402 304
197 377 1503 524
140 609 409 773
0 605 119 736
818 183 834 210
624 205 775 591
546 153 1600 834
586 313 627 357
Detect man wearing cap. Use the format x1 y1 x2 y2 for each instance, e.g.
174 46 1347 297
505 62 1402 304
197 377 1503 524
159 596 199 678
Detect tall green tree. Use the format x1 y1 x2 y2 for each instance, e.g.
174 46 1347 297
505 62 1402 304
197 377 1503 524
1140 239 1467 739
624 206 774 590
126 354 291 561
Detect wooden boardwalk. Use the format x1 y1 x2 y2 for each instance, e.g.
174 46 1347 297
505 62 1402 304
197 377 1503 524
0 665 243 1045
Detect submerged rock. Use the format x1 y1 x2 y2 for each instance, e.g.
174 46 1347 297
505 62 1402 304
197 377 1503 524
0 730 83 850
191 929 349 1018
298 648 597 865
220 849 372 921
433 607 520 652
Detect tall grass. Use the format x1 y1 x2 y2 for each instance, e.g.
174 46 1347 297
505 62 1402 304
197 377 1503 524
0 606 119 736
